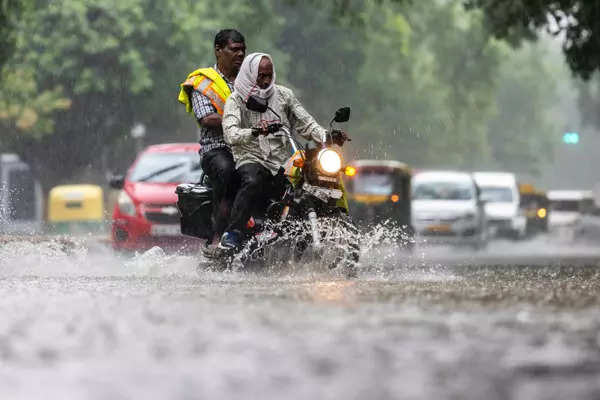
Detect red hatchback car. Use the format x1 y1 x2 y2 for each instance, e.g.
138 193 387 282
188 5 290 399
110 143 204 251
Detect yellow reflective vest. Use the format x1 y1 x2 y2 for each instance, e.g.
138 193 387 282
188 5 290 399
178 67 231 117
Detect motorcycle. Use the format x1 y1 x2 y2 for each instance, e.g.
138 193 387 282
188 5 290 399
176 96 360 276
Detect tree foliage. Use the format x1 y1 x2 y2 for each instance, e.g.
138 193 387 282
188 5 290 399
0 0 32 69
486 42 559 174
577 74 600 128
466 0 600 80
0 68 71 138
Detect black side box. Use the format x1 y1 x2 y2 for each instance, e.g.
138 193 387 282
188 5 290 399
175 183 213 239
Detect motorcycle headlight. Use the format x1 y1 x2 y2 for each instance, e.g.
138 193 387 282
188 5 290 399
317 149 342 174
118 190 136 216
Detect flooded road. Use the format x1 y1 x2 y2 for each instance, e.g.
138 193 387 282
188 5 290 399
1 236 600 399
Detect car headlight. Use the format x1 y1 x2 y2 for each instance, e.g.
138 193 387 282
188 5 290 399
118 190 136 216
317 149 342 174
537 208 547 219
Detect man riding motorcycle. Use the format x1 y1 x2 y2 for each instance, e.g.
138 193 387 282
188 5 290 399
177 29 246 248
219 52 348 251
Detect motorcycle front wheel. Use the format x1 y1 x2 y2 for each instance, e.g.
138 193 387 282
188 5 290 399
307 211 360 278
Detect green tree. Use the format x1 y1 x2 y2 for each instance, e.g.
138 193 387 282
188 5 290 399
466 0 600 80
351 1 501 169
577 73 600 128
0 67 71 143
0 0 32 69
486 41 559 175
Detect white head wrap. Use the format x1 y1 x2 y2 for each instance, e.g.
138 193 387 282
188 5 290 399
234 52 276 102
234 53 282 155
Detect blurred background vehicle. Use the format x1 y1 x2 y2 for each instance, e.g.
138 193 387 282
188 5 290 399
581 184 600 240
109 143 204 251
518 184 549 236
547 190 589 230
576 200 600 240
0 153 43 234
473 172 525 240
548 190 600 241
411 171 487 248
344 160 413 241
47 184 105 234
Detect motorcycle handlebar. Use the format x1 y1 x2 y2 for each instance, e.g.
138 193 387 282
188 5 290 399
329 129 351 145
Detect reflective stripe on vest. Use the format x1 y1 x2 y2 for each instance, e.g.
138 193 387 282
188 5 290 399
194 77 226 115
178 67 231 116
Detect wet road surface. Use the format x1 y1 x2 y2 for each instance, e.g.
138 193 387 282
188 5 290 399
1 235 600 399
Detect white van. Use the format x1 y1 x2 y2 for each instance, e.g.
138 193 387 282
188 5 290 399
473 172 525 239
411 171 487 248
547 190 600 240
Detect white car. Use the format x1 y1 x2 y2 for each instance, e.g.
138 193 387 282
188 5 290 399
547 190 598 240
411 171 487 248
473 172 526 239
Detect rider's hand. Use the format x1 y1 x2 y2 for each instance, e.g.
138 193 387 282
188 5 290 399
251 126 269 137
252 127 266 137
328 129 350 146
252 123 282 137
266 123 282 134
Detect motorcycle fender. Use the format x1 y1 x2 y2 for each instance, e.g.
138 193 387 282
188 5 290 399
336 177 349 211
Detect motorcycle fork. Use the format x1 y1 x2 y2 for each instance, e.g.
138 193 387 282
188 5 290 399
280 205 290 220
307 208 322 249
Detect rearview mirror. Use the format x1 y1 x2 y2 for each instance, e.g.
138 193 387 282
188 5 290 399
334 107 351 123
109 174 125 190
246 95 269 113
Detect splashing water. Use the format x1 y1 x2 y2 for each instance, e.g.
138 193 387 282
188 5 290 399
0 218 466 283
230 217 424 280
0 236 199 278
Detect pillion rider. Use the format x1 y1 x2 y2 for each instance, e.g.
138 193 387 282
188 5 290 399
219 52 348 251
178 29 246 246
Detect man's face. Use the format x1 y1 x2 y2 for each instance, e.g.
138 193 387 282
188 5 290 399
216 39 246 73
257 57 274 89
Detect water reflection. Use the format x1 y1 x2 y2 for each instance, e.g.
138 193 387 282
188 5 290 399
304 281 357 304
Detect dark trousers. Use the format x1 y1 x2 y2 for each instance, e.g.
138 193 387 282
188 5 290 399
226 163 273 233
200 148 236 240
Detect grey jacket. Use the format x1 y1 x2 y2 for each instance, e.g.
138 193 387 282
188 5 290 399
223 85 327 175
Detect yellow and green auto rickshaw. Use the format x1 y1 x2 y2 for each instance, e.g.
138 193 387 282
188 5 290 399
48 184 105 234
518 183 549 236
344 159 412 233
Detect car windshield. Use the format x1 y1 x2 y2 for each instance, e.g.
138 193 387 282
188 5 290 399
480 186 513 202
412 181 474 200
129 152 202 183
550 200 580 212
353 172 394 196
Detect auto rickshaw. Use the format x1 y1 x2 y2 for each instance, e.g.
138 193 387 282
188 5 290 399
48 184 105 234
344 160 412 237
518 183 549 236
